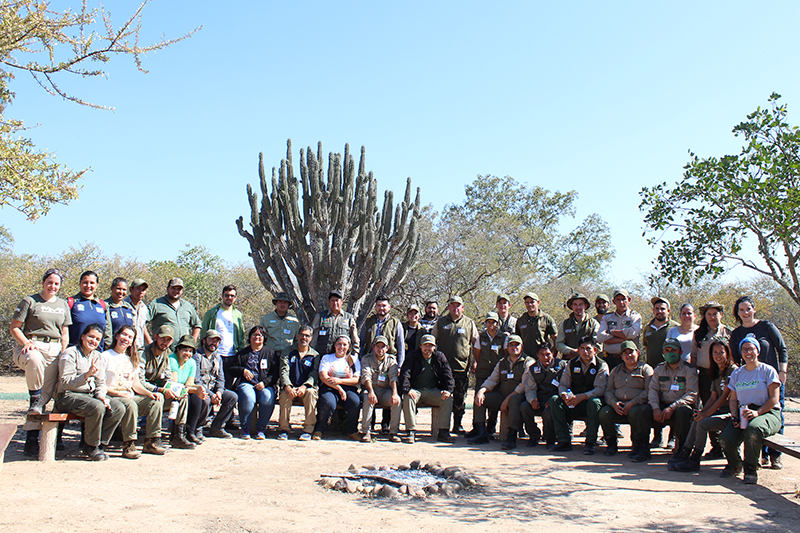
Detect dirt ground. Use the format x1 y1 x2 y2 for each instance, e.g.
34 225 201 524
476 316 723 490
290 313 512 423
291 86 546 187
2 374 800 533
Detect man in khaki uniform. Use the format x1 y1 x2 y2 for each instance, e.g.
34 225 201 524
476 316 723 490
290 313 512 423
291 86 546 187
515 292 557 359
495 293 516 335
468 311 507 438
260 292 301 359
311 290 359 356
597 289 642 370
432 295 478 434
359 335 401 442
556 293 599 360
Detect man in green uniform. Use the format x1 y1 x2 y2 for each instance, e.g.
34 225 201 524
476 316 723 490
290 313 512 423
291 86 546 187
148 277 201 348
260 292 301 359
432 295 478 434
360 295 405 365
311 289 359 356
556 293 599 360
468 311 506 438
515 292 557 359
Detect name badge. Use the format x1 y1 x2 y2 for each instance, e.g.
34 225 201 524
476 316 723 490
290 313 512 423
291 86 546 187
491 345 500 351
111 311 118 318
290 356 297 363
303 359 312 367
260 359 268 369
378 375 386 382
283 329 291 335
573 367 581 373
443 324 451 330
482 341 488 346
551 378 560 387
96 307 104 313
319 329 327 335
533 367 541 373
457 328 465 334
507 372 514 379
670 383 679 391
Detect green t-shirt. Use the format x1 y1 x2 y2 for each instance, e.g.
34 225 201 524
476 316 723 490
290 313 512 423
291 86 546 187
13 294 72 339
412 356 437 390
169 354 196 385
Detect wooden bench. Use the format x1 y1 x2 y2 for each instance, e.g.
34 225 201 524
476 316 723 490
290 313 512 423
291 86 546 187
0 423 18 473
764 434 800 460
26 413 84 462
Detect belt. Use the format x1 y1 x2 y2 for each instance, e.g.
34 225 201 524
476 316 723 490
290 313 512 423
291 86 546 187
30 335 59 343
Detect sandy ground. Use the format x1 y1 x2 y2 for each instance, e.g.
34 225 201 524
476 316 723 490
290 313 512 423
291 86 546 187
2 374 800 533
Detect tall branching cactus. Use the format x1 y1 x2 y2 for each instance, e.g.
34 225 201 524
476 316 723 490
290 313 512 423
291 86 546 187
236 139 422 328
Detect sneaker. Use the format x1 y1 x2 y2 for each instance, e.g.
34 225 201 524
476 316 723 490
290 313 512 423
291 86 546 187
209 429 233 439
27 395 46 415
299 432 312 441
241 433 252 440
360 432 372 443
255 431 266 440
406 431 416 444
666 436 676 450
122 441 141 459
277 431 289 441
311 431 322 440
770 455 784 470
389 434 401 443
87 446 107 462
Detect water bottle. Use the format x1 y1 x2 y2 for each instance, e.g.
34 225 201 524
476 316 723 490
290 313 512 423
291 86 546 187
566 389 576 408
169 400 179 420
739 405 749 429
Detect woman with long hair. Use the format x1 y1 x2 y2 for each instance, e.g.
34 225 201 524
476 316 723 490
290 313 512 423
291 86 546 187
313 335 361 440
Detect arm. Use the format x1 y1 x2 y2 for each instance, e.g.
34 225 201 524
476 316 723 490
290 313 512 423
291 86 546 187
555 322 577 358
349 317 360 357
596 316 613 343
103 306 113 349
395 322 405 367
624 312 642 340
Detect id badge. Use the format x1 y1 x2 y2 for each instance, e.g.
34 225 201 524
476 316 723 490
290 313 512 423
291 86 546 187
670 383 679 391
260 359 268 369
551 378 560 387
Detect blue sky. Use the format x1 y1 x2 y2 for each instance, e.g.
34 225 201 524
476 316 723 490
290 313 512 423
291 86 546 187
4 1 799 286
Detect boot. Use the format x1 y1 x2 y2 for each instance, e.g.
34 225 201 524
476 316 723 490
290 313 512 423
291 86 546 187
603 436 618 456
24 430 40 457
170 424 196 450
452 414 465 435
630 439 651 463
467 424 489 445
406 430 416 444
186 428 203 445
143 437 166 455
743 465 758 484
487 412 498 439
675 449 702 472
703 432 724 460
527 425 541 448
437 429 455 443
28 393 45 415
501 429 517 450
650 428 664 449
56 422 65 451
668 445 690 471
122 440 141 459
194 428 206 443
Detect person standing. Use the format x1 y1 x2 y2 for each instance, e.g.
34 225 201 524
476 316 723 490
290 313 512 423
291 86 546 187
469 312 506 438
515 292 557 359
419 300 439 335
597 289 642 370
594 294 611 324
260 291 301 359
667 304 698 362
10 268 72 456
105 277 135 338
68 270 113 351
148 277 201 348
495 293 517 335
402 304 422 353
360 295 405 366
201 284 245 358
126 278 152 356
642 297 680 368
432 296 479 434
691 302 732 407
556 293 599 360
311 289 359 357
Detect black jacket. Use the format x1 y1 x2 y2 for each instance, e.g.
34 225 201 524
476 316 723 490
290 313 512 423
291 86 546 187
226 344 280 390
400 348 454 394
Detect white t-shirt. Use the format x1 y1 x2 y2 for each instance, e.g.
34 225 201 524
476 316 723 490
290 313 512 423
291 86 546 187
319 353 361 379
727 363 780 408
216 308 235 356
103 349 135 393
667 326 696 363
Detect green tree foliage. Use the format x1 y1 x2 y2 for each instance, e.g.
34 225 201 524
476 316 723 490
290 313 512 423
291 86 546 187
402 175 614 315
237 139 422 328
0 0 198 225
640 93 800 309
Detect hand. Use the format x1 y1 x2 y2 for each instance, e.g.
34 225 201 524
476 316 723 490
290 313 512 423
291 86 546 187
653 408 663 423
474 390 485 407
254 382 265 392
337 387 347 402
211 392 222 405
441 390 451 400
101 398 111 409
693 410 708 422
22 342 35 355
530 399 539 410
391 394 400 406
621 401 633 416
741 407 757 421
196 387 208 400
613 402 625 416
409 390 418 401
298 385 307 397
368 392 378 405
243 369 254 381
163 388 178 400
85 356 100 379
470 360 477 374
662 406 674 421
150 392 163 402
779 371 787 384
500 397 510 414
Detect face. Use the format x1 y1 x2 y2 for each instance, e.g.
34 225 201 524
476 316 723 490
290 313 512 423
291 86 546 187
613 294 629 313
705 308 722 329
79 274 98 297
622 348 638 368
375 300 390 318
407 310 420 326
653 303 669 322
740 343 759 364
328 296 342 314
275 299 289 314
595 299 609 315
662 346 681 364
448 302 463 319
167 284 184 300
222 290 237 307
203 336 221 353
571 299 587 316
112 282 128 302
496 298 510 316
115 328 135 350
578 342 596 364
737 301 756 323
250 329 265 348
680 306 695 324
485 318 497 331
177 346 194 362
130 284 147 301
297 329 312 349
421 342 435 358
712 344 729 368
373 342 388 359
82 329 102 352
334 337 350 356
506 341 522 357
537 347 553 367
42 274 61 297
425 302 438 318
154 334 173 352
524 298 539 314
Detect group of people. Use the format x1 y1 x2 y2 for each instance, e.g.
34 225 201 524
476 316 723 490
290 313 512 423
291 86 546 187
11 270 789 486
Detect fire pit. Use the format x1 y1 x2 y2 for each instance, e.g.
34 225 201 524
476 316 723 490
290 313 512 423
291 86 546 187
319 459 479 498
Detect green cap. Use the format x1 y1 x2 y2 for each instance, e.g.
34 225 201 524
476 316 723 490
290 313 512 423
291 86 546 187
496 293 511 304
663 338 682 352
620 340 637 352
176 334 197 352
372 335 389 346
567 293 591 309
507 334 523 345
202 329 221 340
613 288 630 299
485 311 499 323
420 334 436 345
523 292 539 301
130 278 148 289
650 296 670 308
448 295 463 305
595 294 611 303
155 325 174 339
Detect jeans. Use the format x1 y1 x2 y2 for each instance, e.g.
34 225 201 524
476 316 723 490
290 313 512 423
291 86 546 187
237 383 276 434
315 387 361 435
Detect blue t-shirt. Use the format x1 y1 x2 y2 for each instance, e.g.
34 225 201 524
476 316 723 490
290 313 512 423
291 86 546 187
69 297 108 350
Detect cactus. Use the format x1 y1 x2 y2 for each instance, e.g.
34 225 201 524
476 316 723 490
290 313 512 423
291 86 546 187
236 139 422 327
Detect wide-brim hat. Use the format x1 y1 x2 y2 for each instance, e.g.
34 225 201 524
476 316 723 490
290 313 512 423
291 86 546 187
699 301 724 315
567 293 591 309
272 292 293 307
